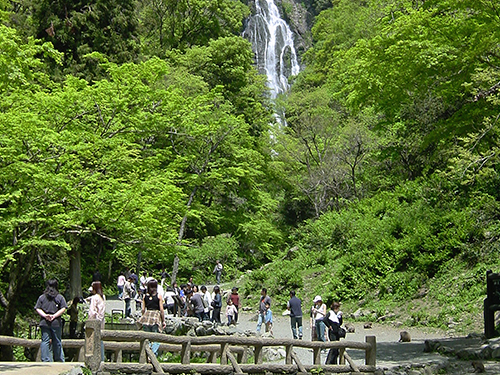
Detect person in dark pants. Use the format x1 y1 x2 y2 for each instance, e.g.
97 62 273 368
35 279 67 362
211 286 222 323
324 301 343 365
287 290 303 339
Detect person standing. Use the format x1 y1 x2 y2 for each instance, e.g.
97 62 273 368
189 287 205 321
117 272 126 299
256 288 271 333
88 281 106 362
138 279 166 356
264 302 273 334
160 268 170 287
324 302 343 365
213 260 223 284
287 290 303 340
35 279 67 362
211 286 222 323
226 299 238 325
312 295 327 343
123 276 135 318
228 287 241 324
201 285 212 320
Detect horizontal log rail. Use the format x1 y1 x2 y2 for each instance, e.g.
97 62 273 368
0 320 377 374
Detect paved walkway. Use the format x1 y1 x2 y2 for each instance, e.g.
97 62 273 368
0 362 83 375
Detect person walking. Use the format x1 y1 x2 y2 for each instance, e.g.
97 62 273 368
35 279 67 362
138 279 166 356
287 290 303 340
88 281 106 362
324 301 343 364
213 260 223 284
256 288 271 333
312 295 327 343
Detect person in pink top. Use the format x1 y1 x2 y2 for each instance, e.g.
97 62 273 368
117 272 126 299
88 281 106 361
226 299 238 326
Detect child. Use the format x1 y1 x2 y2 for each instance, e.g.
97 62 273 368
264 302 273 334
226 299 238 326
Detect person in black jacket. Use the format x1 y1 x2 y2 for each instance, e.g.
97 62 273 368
211 286 222 323
324 301 343 365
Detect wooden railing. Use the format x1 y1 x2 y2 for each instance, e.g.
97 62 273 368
0 320 377 374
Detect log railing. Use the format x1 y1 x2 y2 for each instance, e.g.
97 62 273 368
0 320 377 374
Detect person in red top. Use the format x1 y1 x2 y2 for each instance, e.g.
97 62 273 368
228 287 241 324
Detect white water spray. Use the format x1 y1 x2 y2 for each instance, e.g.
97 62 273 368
243 0 300 99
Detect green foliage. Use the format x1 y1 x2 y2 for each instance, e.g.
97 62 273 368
178 234 239 283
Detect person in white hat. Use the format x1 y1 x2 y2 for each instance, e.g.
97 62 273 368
311 295 327 343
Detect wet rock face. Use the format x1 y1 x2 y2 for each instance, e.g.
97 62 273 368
245 0 315 67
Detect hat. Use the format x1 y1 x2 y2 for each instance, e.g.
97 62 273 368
313 295 322 303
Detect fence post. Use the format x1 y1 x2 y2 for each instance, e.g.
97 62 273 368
181 340 191 364
366 336 376 367
285 344 293 364
254 344 263 364
85 319 102 372
220 342 228 365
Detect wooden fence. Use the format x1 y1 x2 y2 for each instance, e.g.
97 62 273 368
0 319 377 374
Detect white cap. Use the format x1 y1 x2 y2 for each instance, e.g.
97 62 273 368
313 295 322 303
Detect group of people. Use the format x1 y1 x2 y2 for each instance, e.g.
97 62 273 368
35 279 105 363
35 272 343 366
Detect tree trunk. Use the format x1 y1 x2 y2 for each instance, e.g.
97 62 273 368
69 247 82 299
171 255 179 284
0 249 36 360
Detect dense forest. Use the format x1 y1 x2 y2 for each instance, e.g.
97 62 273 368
1 0 499 360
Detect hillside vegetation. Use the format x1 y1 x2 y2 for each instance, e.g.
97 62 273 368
0 0 499 360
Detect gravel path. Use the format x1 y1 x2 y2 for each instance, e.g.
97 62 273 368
105 295 448 369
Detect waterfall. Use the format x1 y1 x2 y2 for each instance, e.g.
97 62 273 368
243 0 300 99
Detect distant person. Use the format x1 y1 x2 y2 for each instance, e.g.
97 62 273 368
92 270 102 283
163 287 176 315
201 285 213 320
264 302 273 334
211 286 222 323
228 287 241 323
35 279 67 362
256 288 271 333
117 272 126 299
189 287 205 321
287 290 303 339
160 268 170 287
68 297 80 339
88 281 106 362
123 276 135 318
324 302 343 365
312 295 327 342
213 260 223 284
226 299 238 326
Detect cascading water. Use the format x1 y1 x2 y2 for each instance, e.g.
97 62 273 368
243 0 300 99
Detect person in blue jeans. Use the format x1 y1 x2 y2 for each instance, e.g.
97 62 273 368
35 279 67 362
312 295 327 343
287 290 303 339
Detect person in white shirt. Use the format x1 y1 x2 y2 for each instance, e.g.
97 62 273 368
311 296 327 342
201 285 213 320
324 302 343 364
